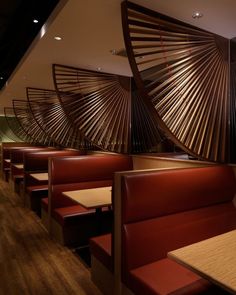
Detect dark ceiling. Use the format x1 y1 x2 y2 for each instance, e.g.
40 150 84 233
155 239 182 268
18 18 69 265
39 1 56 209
0 0 59 90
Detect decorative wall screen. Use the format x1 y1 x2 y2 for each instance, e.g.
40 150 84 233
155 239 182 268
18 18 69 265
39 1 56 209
4 107 32 142
27 87 91 150
121 1 235 162
12 100 52 145
53 64 163 153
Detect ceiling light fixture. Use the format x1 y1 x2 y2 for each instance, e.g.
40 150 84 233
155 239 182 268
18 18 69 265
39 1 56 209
33 19 39 23
192 11 203 19
54 36 62 41
0 77 3 80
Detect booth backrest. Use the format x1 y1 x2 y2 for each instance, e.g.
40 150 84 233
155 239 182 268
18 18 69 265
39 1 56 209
1 143 33 160
120 165 236 283
10 147 48 164
50 154 133 209
24 149 83 172
1 146 35 170
24 149 83 188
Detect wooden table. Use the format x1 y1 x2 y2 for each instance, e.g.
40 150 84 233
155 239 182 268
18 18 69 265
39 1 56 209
30 172 48 181
168 230 236 294
13 164 24 169
63 186 112 210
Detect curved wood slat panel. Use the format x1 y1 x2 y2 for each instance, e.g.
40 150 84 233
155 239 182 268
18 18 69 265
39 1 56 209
27 87 92 150
0 115 23 142
122 1 230 162
53 64 132 153
12 100 52 145
230 39 236 163
53 64 164 153
4 107 32 142
131 79 163 153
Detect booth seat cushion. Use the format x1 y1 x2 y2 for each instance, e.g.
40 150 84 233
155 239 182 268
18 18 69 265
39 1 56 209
122 202 236 272
52 205 95 226
90 234 112 271
129 258 227 295
41 197 48 211
26 184 48 194
13 174 24 181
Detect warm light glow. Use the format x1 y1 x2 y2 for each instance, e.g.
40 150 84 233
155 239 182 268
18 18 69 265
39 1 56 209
39 24 47 39
192 11 203 19
33 19 39 23
54 36 62 41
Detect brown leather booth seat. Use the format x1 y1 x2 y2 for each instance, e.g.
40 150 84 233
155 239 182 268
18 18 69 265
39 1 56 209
10 147 50 192
24 149 83 215
47 154 133 246
90 165 236 295
90 233 112 271
1 145 35 181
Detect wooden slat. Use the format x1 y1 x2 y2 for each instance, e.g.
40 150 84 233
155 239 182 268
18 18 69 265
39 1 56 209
122 1 231 162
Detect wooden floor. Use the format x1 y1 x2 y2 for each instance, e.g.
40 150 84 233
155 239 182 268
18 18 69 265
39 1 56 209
0 178 102 295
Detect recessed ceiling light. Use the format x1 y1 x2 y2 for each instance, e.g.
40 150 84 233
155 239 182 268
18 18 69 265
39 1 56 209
0 77 3 80
54 36 62 41
33 19 39 23
192 11 203 19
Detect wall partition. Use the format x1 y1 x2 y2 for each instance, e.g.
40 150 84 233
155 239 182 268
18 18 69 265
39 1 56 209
53 64 164 153
4 107 32 142
121 1 235 163
27 87 92 150
12 100 52 145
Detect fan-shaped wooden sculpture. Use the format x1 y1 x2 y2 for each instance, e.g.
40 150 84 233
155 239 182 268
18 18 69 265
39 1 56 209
122 1 231 162
12 100 52 145
27 87 91 150
0 114 23 142
230 38 236 163
4 107 32 142
53 64 163 153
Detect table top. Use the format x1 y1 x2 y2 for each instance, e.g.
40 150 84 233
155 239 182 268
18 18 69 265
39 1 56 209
30 172 48 181
168 230 236 294
13 164 24 169
63 186 112 209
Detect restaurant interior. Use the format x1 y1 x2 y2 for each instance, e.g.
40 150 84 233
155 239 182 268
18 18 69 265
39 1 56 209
1 0 236 294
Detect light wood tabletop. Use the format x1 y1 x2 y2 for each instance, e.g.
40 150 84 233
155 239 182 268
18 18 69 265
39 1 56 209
168 230 236 294
30 172 48 181
63 186 112 209
13 164 24 169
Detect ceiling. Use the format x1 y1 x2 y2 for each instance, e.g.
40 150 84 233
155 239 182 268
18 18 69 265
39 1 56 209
1 0 236 115
0 0 59 89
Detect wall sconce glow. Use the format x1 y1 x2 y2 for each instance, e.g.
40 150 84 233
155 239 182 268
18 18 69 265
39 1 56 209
192 11 203 19
33 19 39 23
54 36 62 41
97 67 102 71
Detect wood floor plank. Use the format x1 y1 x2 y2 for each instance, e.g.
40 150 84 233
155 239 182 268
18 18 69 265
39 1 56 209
0 179 102 295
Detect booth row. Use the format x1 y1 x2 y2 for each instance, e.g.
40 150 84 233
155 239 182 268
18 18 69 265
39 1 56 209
1 142 235 295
